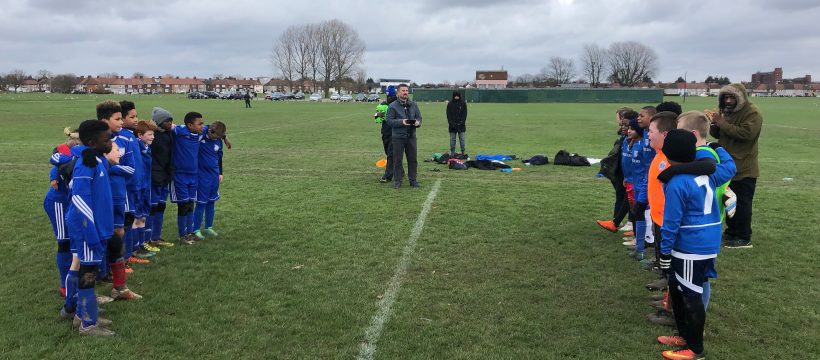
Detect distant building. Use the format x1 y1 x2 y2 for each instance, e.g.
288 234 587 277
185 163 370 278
475 70 508 89
751 67 783 88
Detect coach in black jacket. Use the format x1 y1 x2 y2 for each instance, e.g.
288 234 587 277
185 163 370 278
446 91 467 156
386 84 422 189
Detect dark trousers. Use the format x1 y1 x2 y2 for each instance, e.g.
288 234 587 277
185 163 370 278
725 177 756 240
245 100 251 108
392 136 417 184
610 177 629 226
668 272 706 355
381 133 393 180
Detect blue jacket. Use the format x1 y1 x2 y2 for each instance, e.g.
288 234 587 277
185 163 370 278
660 158 736 255
66 145 113 245
172 124 205 174
633 129 655 204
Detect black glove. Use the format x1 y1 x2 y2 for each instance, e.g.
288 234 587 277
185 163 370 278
659 253 672 273
81 148 98 167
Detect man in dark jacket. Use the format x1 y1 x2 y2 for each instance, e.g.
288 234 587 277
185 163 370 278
243 91 252 108
149 107 175 244
387 84 422 188
708 83 763 248
446 91 468 157
375 86 398 183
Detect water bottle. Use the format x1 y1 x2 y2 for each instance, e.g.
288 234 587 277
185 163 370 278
500 168 513 172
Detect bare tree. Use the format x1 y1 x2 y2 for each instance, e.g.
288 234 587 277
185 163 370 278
212 74 225 80
37 69 53 91
607 41 658 87
354 68 367 92
271 26 298 90
545 56 576 84
132 72 146 78
315 19 365 96
580 44 607 87
4 69 27 92
52 73 78 93
98 72 119 78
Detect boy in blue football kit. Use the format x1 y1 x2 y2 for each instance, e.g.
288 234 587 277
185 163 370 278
97 101 143 300
118 101 153 261
656 129 736 360
193 121 227 239
45 136 77 297
171 112 205 245
135 120 159 251
61 120 116 336
631 106 657 264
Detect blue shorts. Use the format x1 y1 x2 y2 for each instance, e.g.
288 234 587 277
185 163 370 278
670 251 717 297
196 173 221 204
113 203 125 228
125 190 137 214
151 184 170 205
67 218 105 265
43 196 69 242
171 173 197 203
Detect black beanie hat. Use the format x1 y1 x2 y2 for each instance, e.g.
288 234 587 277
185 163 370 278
663 129 697 163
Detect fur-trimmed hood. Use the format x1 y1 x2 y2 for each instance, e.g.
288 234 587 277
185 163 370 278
718 83 748 114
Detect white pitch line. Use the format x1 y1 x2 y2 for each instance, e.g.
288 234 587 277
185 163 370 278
357 178 442 360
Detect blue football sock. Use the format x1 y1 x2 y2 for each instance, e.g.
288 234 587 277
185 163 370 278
635 220 646 254
177 215 187 237
144 215 153 242
205 202 216 228
77 287 99 327
193 204 205 233
64 270 78 312
137 227 145 247
186 211 195 235
56 247 72 289
153 210 165 240
124 227 134 258
702 281 711 311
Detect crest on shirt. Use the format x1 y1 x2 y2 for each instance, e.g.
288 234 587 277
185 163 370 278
213 144 220 152
659 161 667 170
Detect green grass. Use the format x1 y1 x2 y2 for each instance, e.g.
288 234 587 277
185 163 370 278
1 93 819 359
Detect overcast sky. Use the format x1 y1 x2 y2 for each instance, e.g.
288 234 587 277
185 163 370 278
1 0 818 84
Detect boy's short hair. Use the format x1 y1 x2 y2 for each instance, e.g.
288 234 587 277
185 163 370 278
616 107 633 119
135 120 158 136
119 100 136 117
677 111 711 139
623 110 639 120
209 121 227 138
641 106 657 117
96 100 122 121
184 111 203 124
656 101 682 116
650 111 679 133
78 119 110 145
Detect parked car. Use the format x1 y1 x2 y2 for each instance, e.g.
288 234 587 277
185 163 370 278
367 94 381 102
220 91 242 100
340 94 353 102
188 91 207 99
201 91 221 99
266 91 286 101
293 91 305 100
330 93 340 101
354 93 366 102
309 93 322 101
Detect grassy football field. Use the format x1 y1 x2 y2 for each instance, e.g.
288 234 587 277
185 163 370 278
0 93 818 359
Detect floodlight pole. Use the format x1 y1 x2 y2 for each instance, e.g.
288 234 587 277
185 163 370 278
683 72 687 103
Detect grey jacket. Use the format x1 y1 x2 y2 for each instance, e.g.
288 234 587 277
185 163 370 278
387 99 423 138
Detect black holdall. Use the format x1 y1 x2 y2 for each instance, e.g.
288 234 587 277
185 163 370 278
523 155 549 165
554 150 590 167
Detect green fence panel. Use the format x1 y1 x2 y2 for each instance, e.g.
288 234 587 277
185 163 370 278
412 88 663 103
